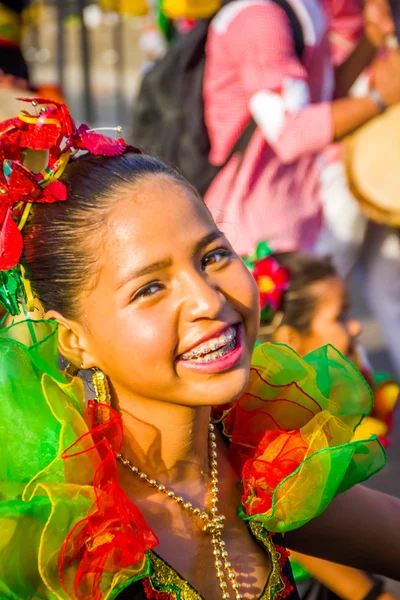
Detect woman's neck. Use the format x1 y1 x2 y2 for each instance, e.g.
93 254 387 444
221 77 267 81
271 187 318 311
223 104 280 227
118 393 211 492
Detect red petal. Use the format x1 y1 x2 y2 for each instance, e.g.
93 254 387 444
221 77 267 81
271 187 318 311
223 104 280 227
19 125 61 150
254 257 274 278
259 292 270 310
0 125 23 157
17 96 64 108
75 124 127 156
0 208 23 270
274 266 290 286
0 117 21 134
8 163 39 199
45 180 67 201
17 97 75 137
125 144 142 155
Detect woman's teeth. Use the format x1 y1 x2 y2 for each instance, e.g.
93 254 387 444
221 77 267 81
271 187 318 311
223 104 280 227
180 326 237 363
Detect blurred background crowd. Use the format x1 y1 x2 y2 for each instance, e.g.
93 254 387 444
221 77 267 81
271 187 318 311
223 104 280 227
1 0 400 598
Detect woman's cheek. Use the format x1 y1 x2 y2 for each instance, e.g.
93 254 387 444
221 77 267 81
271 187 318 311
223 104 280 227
232 263 259 309
128 313 176 363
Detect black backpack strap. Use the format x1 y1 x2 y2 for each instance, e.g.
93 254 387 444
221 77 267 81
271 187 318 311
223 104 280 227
272 0 304 60
220 0 304 167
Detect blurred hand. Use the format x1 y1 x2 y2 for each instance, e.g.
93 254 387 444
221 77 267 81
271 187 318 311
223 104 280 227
364 0 395 47
370 51 400 105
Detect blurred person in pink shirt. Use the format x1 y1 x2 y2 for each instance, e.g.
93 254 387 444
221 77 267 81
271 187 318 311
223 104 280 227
203 0 400 377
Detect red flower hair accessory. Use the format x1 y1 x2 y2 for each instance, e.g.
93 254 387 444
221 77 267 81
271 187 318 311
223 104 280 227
0 155 67 270
0 97 140 275
243 241 290 321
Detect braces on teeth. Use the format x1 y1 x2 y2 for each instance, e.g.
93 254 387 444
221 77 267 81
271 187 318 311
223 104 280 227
181 327 237 362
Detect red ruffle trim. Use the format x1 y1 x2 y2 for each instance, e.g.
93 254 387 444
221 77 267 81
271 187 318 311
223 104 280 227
274 541 294 599
214 367 317 517
58 401 158 600
241 428 308 516
143 578 174 600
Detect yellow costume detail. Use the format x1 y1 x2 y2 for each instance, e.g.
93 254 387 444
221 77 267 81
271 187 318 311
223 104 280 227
249 521 286 600
149 552 202 599
162 0 221 19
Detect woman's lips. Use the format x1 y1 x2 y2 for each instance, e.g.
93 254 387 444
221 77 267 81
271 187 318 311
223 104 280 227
176 324 244 374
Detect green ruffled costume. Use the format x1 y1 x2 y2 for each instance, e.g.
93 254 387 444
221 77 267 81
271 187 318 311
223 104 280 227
0 320 386 599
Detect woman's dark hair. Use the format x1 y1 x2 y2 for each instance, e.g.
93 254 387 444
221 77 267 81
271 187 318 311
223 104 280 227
22 152 190 319
263 252 338 334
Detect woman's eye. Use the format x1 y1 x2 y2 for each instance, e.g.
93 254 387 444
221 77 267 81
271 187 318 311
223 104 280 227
132 282 164 302
202 248 232 269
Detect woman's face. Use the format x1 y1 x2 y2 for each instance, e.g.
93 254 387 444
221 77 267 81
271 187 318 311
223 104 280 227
75 175 259 407
294 276 361 357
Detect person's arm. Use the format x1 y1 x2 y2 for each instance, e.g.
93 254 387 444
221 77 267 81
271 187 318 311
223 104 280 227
334 34 376 98
290 551 396 600
333 48 400 139
285 485 400 581
224 4 398 164
331 95 379 139
333 0 396 97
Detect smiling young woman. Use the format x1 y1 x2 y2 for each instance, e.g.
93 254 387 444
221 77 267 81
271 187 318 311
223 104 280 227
0 101 400 600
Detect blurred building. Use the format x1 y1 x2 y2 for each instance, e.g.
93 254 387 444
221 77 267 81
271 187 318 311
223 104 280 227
22 0 153 131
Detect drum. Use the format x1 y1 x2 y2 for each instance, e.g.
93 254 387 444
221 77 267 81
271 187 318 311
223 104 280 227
343 103 400 227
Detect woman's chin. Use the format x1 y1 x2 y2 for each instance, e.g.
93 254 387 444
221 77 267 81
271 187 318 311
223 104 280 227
185 362 251 408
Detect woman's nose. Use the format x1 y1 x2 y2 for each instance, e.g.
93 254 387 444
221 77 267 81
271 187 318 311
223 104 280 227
348 318 362 339
182 273 225 321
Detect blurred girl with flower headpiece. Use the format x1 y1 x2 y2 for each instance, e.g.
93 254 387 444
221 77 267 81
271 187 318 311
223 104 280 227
246 243 399 446
245 242 399 600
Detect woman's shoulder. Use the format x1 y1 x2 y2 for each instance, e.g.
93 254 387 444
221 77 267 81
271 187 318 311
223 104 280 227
214 342 386 533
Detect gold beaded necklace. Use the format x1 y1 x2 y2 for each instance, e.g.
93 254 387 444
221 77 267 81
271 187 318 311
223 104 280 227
117 422 243 600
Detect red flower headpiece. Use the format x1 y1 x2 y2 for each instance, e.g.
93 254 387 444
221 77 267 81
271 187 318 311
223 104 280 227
0 97 140 272
243 241 290 321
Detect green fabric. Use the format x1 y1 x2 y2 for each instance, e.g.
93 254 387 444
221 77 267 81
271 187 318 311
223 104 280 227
237 343 386 533
0 320 388 597
0 320 86 599
289 560 310 584
0 267 24 317
0 319 155 599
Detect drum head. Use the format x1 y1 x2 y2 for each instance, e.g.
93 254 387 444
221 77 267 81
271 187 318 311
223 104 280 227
344 104 400 226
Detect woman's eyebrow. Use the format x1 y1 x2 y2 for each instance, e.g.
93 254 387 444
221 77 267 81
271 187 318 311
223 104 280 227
117 231 223 289
192 231 224 254
117 259 172 289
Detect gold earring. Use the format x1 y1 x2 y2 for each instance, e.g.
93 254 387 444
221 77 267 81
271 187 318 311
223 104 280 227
92 368 111 406
64 363 80 377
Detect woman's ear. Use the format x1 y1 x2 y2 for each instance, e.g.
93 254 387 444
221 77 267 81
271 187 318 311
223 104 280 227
45 310 97 370
273 324 305 355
